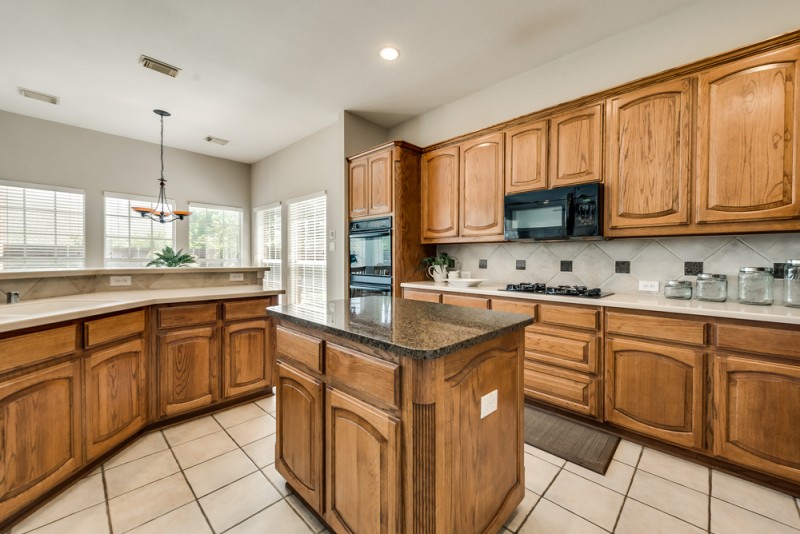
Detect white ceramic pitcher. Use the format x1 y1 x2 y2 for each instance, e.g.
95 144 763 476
427 264 447 284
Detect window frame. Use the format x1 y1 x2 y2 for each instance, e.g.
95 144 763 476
286 191 327 307
253 202 282 290
103 191 177 268
187 201 244 268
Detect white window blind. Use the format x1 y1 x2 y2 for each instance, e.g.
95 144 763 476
188 203 243 267
254 203 281 290
0 182 85 270
104 193 175 267
287 193 326 306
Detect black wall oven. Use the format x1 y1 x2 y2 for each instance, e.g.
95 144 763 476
349 216 392 297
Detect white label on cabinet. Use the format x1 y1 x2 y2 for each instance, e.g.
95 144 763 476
480 389 498 419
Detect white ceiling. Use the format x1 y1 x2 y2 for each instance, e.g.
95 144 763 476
0 0 700 164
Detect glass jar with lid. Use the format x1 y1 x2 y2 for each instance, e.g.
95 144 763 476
664 280 692 299
738 267 774 305
785 259 800 308
695 273 727 302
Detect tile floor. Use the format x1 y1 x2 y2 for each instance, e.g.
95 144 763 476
8 397 800 534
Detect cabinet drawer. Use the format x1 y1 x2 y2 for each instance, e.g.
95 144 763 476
85 310 145 348
525 330 599 374
158 303 218 328
223 298 276 321
715 323 800 360
0 325 78 374
523 362 600 418
607 311 706 346
326 343 399 409
276 326 323 373
538 303 598 331
491 299 537 323
403 289 442 303
442 294 490 309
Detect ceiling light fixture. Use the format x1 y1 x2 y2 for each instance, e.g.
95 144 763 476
131 110 191 223
139 55 181 78
18 87 59 105
379 47 400 61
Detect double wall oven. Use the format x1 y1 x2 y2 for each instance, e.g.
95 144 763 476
349 216 392 297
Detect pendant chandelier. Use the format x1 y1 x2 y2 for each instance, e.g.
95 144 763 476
131 109 191 223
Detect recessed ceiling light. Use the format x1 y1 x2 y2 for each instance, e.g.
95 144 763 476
139 55 181 77
18 87 59 105
205 136 229 146
379 47 400 61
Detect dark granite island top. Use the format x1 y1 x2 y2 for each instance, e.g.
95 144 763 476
267 295 533 359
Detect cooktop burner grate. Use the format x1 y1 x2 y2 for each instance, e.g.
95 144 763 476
502 283 613 299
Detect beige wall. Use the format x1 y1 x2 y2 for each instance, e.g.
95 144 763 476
0 110 252 267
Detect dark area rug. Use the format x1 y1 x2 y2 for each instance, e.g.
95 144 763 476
524 405 620 475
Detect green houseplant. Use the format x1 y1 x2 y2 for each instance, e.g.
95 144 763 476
419 252 455 269
147 246 197 267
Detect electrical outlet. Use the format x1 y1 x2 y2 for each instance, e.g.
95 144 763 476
229 272 244 282
480 390 498 419
638 280 659 292
110 275 131 287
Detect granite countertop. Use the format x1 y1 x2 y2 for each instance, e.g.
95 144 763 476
267 296 533 360
401 281 800 326
0 285 283 333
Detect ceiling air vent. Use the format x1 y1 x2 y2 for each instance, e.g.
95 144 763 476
18 87 59 105
205 136 229 146
139 55 181 77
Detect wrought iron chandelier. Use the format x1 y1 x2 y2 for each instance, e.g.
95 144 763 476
131 109 191 223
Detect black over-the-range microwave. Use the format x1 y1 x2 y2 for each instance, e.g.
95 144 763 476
504 183 603 241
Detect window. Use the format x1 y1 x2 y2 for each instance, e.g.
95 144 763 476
254 203 281 289
287 192 326 307
0 181 85 270
188 203 243 267
104 193 175 267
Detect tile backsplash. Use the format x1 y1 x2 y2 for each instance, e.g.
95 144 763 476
438 233 800 303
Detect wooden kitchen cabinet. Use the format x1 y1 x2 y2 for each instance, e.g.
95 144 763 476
550 103 603 187
402 288 442 303
349 149 392 219
505 120 548 193
460 132 505 238
524 360 600 417
421 146 460 241
157 326 219 417
605 78 693 235
222 319 272 398
442 293 490 309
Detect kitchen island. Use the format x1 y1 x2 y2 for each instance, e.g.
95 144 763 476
268 296 533 534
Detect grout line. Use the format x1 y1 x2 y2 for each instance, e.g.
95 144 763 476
625 495 711 533
541 498 613 533
707 469 713 533
164 433 215 534
610 446 642 532
218 498 288 534
101 464 113 534
710 494 800 531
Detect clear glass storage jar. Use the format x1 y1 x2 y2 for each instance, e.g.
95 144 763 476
738 267 774 305
785 259 800 308
664 280 692 299
695 273 727 302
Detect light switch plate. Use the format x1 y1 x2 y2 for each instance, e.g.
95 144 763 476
480 390 498 419
229 272 244 281
110 275 131 287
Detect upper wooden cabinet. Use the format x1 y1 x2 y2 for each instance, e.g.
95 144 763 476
505 120 548 193
697 45 800 228
460 132 505 238
550 103 603 187
349 149 392 219
421 146 460 240
605 79 693 235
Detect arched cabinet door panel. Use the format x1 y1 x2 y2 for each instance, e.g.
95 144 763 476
460 132 504 238
158 326 219 417
422 146 460 240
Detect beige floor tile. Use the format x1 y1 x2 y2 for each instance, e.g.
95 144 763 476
127 502 211 534
286 495 326 533
184 449 258 497
262 464 293 497
171 430 238 469
637 448 709 493
616 499 705 534
108 472 195 533
544 470 624 531
104 431 168 469
518 498 607 534
504 489 540 532
242 434 277 468
564 459 635 495
524 453 561 495
199 472 282 532
104 449 180 499
11 474 105 533
227 414 277 447
712 470 800 529
213 403 267 428
255 394 276 414
612 440 643 467
523 444 566 467
162 416 222 447
227 500 314 534
711 497 800 534
628 470 708 529
21 503 109 534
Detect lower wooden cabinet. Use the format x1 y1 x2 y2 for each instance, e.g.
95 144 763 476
442 293 489 309
158 326 219 417
402 289 442 303
524 361 600 418
222 319 272 398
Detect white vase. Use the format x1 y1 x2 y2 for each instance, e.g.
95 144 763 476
427 264 447 284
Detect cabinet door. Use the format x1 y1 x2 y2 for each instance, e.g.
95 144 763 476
421 146 459 241
550 104 603 186
368 150 393 215
275 362 324 513
0 361 82 520
85 339 146 461
326 388 400 534
460 132 505 237
158 326 219 417
349 156 369 218
222 319 271 398
505 120 548 193
442 293 490 309
697 45 800 225
713 354 800 483
606 79 693 233
605 338 704 449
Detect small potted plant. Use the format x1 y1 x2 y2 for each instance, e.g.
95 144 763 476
147 246 197 267
420 252 455 283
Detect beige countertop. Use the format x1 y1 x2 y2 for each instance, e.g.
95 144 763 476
0 286 283 333
401 281 800 326
0 267 268 281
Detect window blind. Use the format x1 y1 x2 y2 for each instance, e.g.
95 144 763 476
188 203 243 267
254 203 281 290
287 193 326 307
104 193 175 267
0 182 85 270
